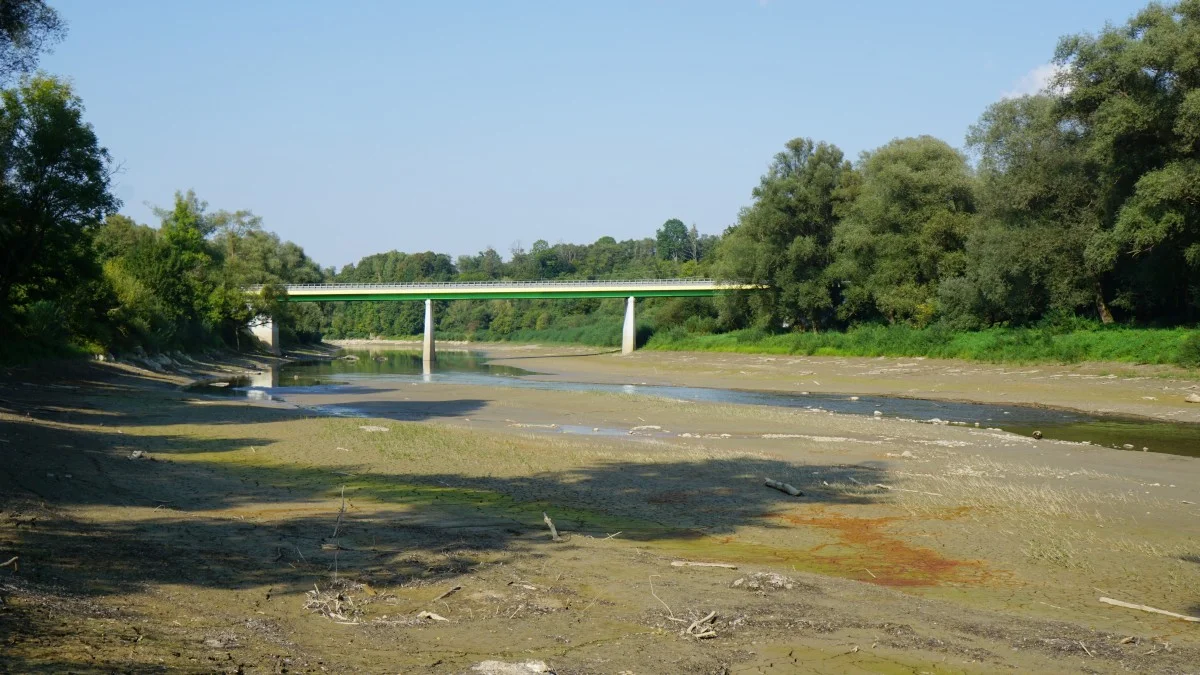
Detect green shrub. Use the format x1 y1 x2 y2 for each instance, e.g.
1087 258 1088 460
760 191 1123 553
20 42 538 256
1179 332 1200 368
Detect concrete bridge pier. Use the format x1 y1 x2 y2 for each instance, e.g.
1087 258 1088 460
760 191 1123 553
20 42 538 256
622 296 636 355
423 299 436 364
250 315 280 356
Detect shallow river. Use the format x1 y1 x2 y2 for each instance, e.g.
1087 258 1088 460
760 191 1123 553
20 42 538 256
193 349 1200 458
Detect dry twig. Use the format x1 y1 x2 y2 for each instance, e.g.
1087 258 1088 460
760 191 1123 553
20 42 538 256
431 585 462 602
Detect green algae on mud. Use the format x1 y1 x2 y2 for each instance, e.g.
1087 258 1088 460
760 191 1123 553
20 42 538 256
188 425 987 591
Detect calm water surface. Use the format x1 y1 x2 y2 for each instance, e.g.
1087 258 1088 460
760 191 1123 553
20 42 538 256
189 349 1200 458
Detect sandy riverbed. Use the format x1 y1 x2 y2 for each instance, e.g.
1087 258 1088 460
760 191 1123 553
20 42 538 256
1 346 1198 673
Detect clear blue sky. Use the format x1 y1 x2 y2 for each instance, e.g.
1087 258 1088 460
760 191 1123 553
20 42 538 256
42 0 1144 270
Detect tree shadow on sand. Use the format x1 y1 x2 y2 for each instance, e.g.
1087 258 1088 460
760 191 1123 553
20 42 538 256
1 372 897 672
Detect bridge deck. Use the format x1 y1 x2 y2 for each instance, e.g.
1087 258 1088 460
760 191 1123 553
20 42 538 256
256 279 756 302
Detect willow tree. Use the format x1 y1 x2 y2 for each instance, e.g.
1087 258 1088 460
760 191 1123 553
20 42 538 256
830 136 976 325
715 138 853 331
1056 0 1200 320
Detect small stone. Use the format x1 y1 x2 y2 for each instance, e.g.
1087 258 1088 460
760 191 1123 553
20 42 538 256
1032 430 1043 440
849 396 860 401
900 450 915 459
873 410 883 417
1186 393 1200 403
1122 444 1135 450
128 450 145 460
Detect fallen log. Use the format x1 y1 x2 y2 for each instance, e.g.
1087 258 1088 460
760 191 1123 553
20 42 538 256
764 478 802 496
1099 596 1200 622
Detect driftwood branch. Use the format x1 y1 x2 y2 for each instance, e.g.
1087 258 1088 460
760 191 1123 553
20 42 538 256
765 478 802 496
685 611 718 638
542 512 562 542
671 561 737 569
1099 596 1200 622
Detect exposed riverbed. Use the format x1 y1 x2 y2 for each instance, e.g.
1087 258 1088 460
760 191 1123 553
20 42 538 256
6 346 1199 673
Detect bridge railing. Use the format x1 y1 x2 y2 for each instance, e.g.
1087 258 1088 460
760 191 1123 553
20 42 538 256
247 278 730 292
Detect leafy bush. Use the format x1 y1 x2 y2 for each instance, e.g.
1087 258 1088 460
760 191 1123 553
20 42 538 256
1179 333 1200 368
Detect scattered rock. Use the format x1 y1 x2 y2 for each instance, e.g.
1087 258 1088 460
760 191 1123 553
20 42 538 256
471 661 552 674
128 450 145 460
358 425 389 433
1185 393 1200 404
900 450 915 459
873 410 883 417
201 634 239 649
1032 430 1043 440
1122 444 1135 450
849 396 860 401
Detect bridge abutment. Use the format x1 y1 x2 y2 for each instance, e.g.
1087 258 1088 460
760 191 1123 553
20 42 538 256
250 316 280 356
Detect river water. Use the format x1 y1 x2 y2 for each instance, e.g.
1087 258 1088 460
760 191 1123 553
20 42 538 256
190 349 1200 458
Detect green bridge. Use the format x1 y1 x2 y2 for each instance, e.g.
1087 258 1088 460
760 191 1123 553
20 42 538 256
247 279 756 358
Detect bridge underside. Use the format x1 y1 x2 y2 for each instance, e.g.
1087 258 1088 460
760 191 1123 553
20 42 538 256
248 280 754 359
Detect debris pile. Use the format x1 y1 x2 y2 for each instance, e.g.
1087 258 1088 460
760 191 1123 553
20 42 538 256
303 579 366 623
731 572 795 592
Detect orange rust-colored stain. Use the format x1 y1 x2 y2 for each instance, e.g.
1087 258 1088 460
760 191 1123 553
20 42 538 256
763 507 985 587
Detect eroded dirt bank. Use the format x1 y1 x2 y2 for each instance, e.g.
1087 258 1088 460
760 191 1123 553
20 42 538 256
2 348 1198 673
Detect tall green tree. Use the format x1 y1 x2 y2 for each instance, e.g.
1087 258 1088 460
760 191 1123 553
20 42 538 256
955 94 1104 326
715 138 853 330
1055 0 1200 320
830 136 976 325
656 218 689 262
0 0 64 81
0 75 117 334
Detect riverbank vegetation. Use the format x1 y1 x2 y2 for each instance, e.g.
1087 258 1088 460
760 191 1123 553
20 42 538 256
1 0 1198 366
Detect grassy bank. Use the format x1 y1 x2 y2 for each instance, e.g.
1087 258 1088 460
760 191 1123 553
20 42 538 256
645 324 1200 367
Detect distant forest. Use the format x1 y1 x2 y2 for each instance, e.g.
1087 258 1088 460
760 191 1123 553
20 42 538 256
2 0 1199 363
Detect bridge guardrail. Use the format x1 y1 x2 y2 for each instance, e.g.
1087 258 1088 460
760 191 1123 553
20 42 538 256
247 278 739 292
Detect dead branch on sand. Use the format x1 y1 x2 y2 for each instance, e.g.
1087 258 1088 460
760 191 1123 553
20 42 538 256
542 512 563 542
431 585 462 602
670 561 737 570
685 611 718 639
764 478 802 496
1099 597 1200 622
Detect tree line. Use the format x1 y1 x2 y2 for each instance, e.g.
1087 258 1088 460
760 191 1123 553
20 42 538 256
1 1 1197 362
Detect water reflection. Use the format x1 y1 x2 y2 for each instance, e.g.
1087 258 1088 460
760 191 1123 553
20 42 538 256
186 349 1200 458
277 349 533 385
